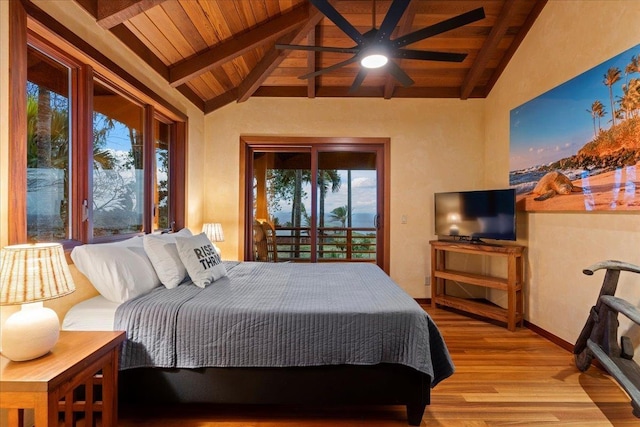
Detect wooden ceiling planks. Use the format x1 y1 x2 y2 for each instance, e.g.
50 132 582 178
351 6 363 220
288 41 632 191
69 0 546 112
95 0 169 29
124 12 182 65
178 1 221 47
159 2 209 53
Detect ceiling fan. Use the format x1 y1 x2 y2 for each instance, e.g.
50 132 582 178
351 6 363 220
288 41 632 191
276 0 486 92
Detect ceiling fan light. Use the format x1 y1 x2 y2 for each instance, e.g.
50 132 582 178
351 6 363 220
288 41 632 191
361 54 388 69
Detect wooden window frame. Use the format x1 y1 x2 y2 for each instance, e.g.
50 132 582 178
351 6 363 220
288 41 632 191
8 0 186 247
151 112 177 232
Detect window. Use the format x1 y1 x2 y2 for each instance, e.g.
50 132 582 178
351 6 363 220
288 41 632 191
26 46 72 242
153 117 171 231
9 0 186 246
91 79 145 238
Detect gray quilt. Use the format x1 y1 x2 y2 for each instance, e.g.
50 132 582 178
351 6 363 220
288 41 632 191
115 262 454 387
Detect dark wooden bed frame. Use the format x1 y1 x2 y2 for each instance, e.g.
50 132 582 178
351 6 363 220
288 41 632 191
119 363 431 425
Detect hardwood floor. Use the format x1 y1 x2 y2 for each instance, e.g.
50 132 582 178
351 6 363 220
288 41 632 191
117 306 639 426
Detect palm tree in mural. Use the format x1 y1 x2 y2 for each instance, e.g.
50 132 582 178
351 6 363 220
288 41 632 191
586 103 598 137
622 55 640 119
618 79 640 120
625 55 639 84
603 67 622 127
586 100 606 137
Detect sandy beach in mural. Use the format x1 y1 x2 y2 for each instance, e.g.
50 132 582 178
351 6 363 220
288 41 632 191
516 161 640 212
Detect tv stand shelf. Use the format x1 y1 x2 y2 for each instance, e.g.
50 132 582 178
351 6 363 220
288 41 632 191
430 240 525 331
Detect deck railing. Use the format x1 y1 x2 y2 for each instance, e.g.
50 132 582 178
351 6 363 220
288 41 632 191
272 226 376 262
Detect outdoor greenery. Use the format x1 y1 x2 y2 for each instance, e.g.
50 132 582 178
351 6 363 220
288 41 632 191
26 80 165 240
265 170 376 261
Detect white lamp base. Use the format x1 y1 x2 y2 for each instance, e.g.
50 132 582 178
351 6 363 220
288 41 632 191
1 304 60 361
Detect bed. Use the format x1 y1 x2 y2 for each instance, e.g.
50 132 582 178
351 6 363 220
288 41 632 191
63 235 454 426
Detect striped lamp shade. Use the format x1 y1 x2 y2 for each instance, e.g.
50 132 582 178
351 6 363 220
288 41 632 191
0 243 75 305
202 223 224 242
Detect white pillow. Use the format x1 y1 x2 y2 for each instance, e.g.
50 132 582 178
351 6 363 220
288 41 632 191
70 236 160 303
175 232 227 288
143 228 192 289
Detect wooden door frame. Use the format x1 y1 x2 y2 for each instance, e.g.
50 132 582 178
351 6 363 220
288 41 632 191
239 136 391 274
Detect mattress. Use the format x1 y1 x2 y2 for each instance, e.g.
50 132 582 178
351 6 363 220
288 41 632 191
115 261 454 387
62 295 121 331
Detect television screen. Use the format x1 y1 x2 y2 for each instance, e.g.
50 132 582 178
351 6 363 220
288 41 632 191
434 189 516 242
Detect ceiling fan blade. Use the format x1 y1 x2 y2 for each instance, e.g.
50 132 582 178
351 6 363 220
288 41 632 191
275 44 359 54
309 0 365 45
386 61 414 87
299 55 361 80
375 0 412 42
348 69 368 94
393 7 485 48
392 49 468 62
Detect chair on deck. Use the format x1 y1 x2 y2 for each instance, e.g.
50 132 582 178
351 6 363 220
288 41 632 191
253 220 277 262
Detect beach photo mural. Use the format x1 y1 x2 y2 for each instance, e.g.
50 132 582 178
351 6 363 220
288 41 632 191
510 44 640 212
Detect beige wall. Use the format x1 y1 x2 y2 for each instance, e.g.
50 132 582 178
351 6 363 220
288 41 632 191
204 97 485 297
485 0 640 346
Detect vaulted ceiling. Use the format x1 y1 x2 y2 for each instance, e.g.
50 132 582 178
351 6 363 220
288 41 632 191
73 0 547 114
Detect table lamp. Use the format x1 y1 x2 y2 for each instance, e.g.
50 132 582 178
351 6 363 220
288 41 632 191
0 243 75 361
202 223 224 254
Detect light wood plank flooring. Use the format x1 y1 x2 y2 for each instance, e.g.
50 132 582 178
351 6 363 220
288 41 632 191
118 306 638 426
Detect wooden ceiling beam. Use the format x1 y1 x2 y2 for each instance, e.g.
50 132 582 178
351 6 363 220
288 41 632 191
109 23 169 80
483 0 548 96
236 6 325 103
252 85 485 99
383 0 419 99
459 0 518 100
169 3 312 88
204 88 239 114
176 85 205 112
96 0 169 29
307 30 316 99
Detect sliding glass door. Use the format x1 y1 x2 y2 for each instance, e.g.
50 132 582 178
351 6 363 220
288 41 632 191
253 149 312 261
243 137 388 271
316 150 380 263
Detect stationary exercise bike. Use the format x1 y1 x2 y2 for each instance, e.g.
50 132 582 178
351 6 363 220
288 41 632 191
573 260 640 417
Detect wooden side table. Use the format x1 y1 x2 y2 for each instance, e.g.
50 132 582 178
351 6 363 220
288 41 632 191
430 240 525 331
0 330 125 427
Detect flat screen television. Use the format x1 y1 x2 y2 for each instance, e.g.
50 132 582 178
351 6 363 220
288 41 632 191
434 188 516 242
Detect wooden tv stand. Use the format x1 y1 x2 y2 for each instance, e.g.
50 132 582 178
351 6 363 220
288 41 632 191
430 240 525 331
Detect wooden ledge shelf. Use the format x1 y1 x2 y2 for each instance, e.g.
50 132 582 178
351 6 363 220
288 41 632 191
430 240 526 331
434 295 524 325
433 269 512 291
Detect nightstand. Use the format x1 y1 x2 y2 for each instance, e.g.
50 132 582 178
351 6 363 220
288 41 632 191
0 330 125 427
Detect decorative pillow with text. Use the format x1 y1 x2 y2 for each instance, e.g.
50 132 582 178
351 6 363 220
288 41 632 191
175 232 227 288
